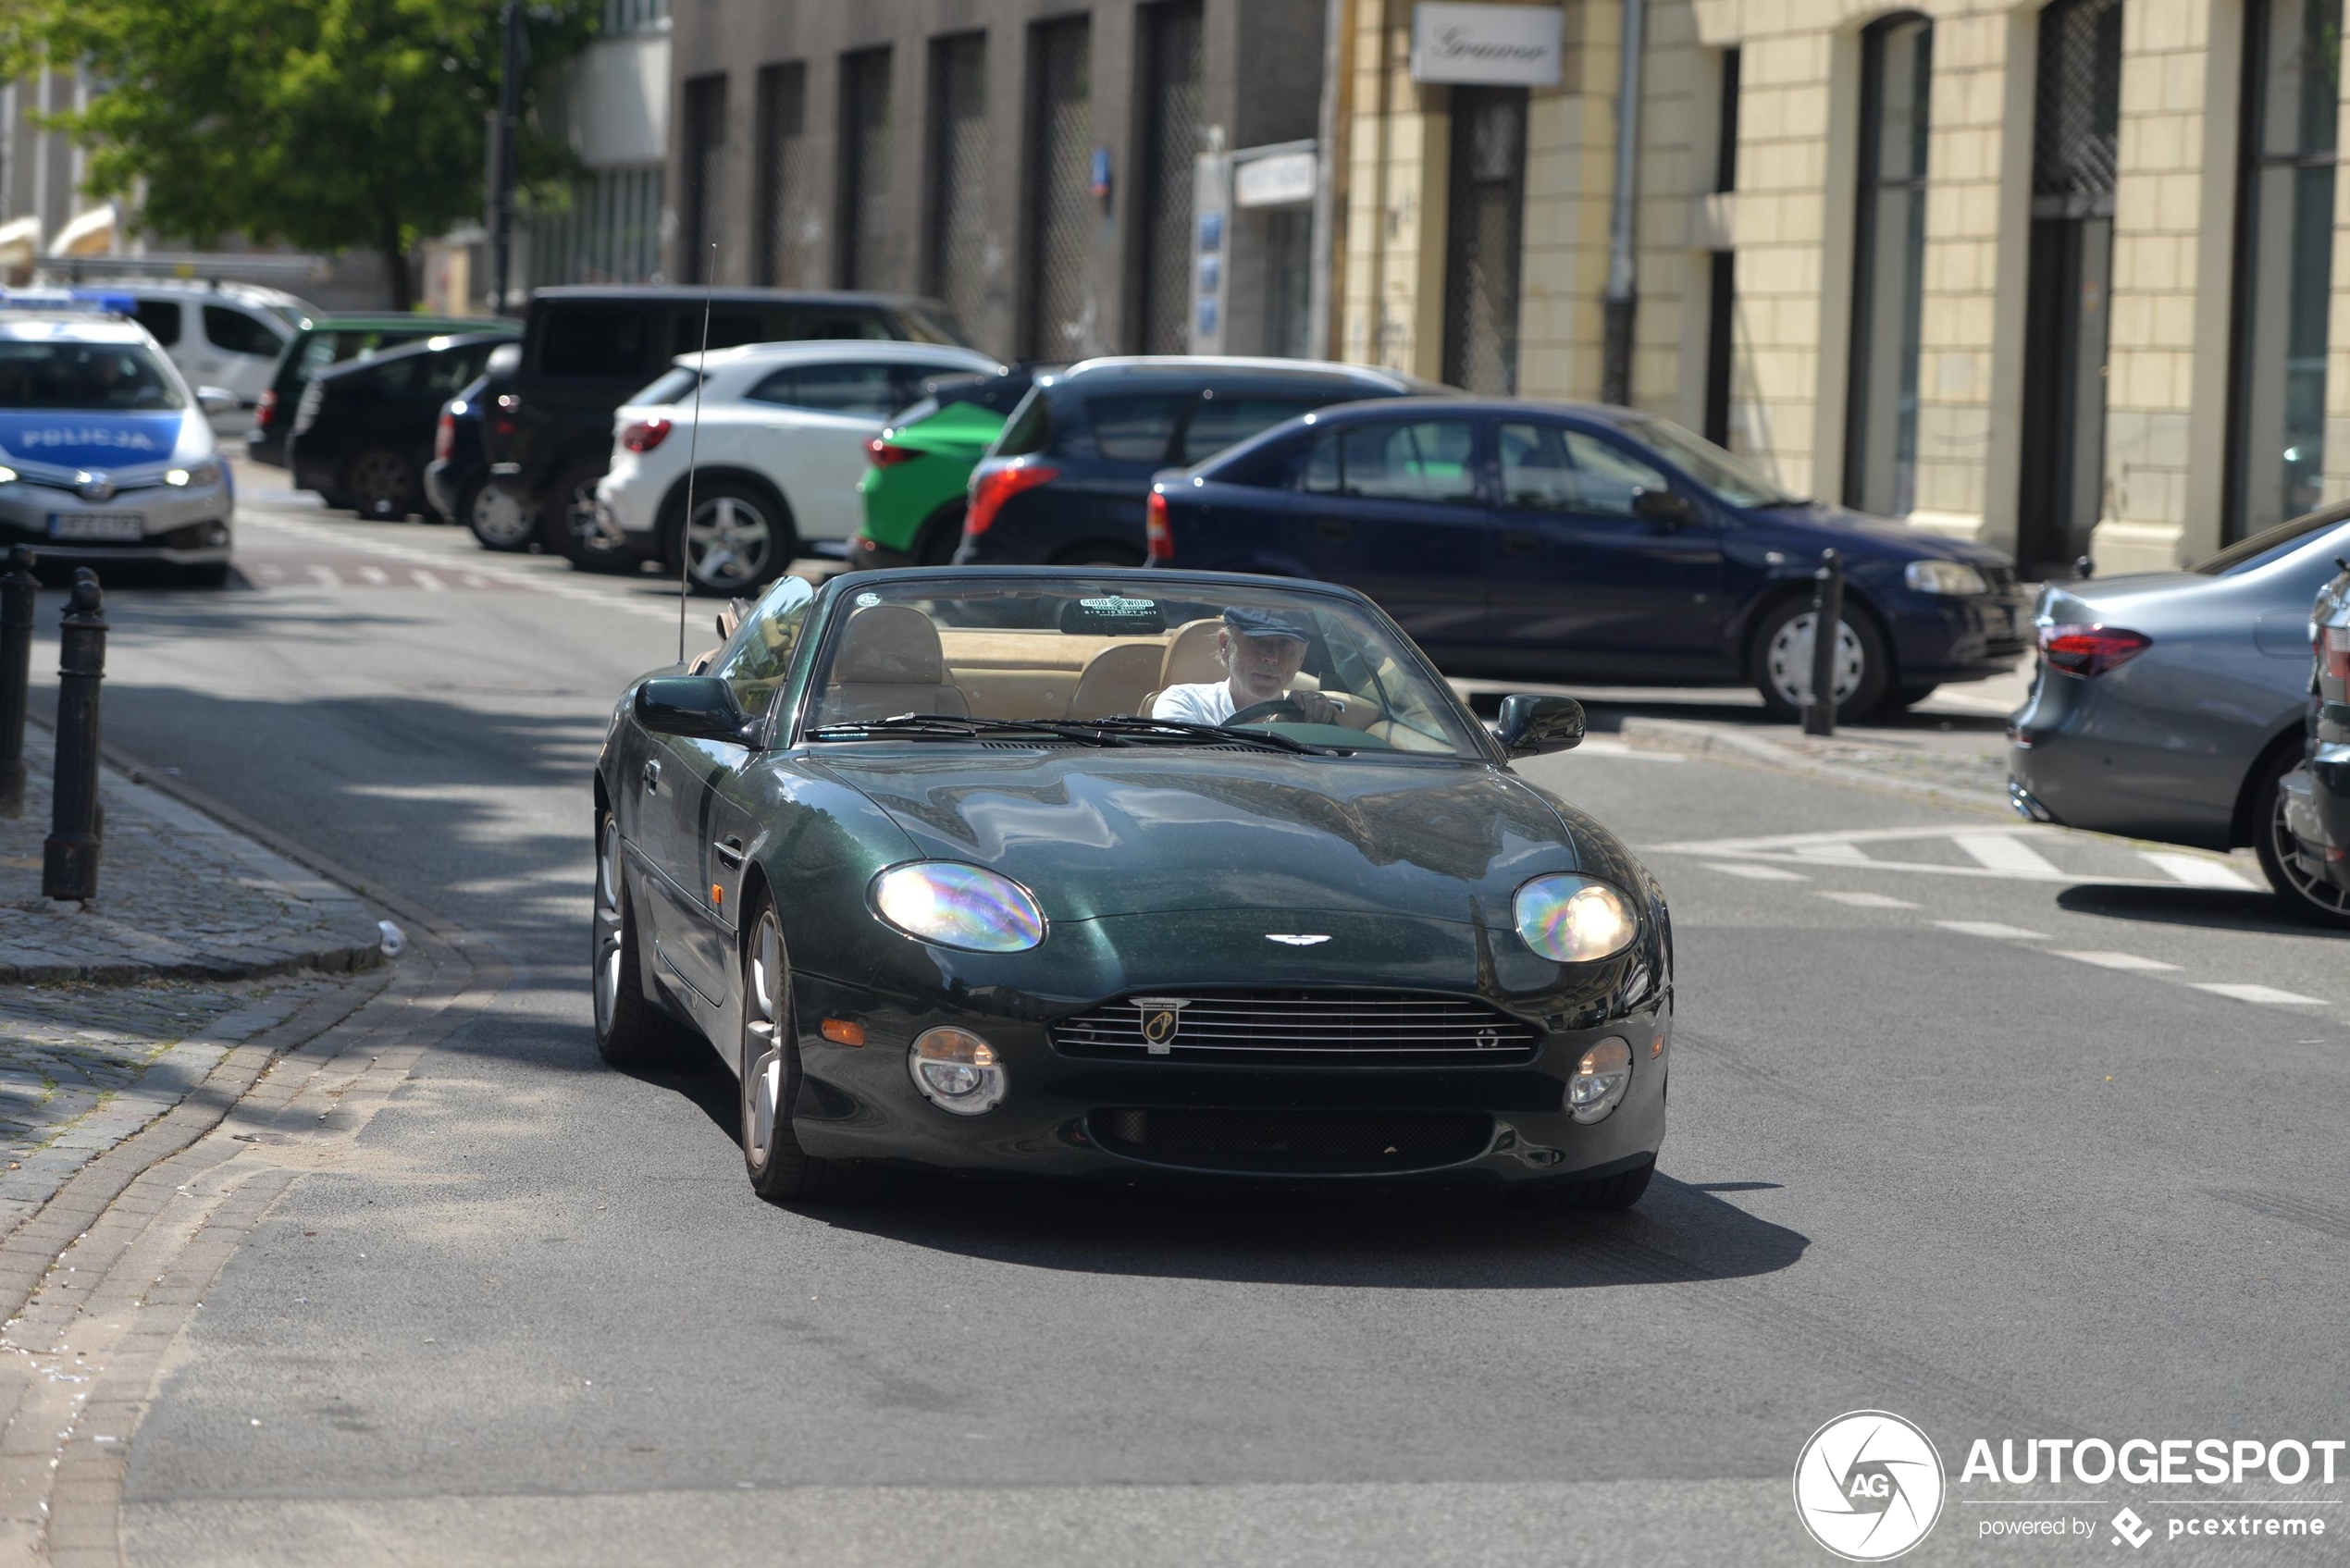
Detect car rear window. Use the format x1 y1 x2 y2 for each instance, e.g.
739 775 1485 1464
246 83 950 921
538 306 652 378
993 388 1053 456
633 367 703 406
1179 395 1323 463
1088 394 1186 461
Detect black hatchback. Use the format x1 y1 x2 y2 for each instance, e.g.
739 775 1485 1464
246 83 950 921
287 330 517 519
954 358 1440 567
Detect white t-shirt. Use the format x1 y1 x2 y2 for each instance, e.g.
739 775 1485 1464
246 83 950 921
1150 680 1238 724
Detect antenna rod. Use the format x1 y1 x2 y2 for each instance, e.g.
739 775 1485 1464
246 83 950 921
677 245 717 663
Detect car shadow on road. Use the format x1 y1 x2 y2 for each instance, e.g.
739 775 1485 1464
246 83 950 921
2056 883 2348 938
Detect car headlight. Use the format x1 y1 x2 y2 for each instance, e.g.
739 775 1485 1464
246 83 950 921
871 861 1046 952
1567 1037 1633 1122
1905 559 1990 596
165 460 222 488
0 465 16 484
1513 874 1638 962
909 1026 1008 1114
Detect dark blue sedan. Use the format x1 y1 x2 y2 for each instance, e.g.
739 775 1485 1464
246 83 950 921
1145 397 2031 717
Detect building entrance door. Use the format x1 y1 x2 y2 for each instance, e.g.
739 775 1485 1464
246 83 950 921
2016 0 2121 577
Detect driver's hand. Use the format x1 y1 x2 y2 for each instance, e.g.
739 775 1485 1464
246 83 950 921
1293 691 1342 725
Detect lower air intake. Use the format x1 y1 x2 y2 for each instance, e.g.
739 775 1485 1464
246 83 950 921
1089 1107 1495 1174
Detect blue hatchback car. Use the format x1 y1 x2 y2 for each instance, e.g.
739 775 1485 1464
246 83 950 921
1145 397 2031 717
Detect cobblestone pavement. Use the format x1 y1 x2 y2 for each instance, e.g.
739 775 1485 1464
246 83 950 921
0 977 342 1237
1 723 382 983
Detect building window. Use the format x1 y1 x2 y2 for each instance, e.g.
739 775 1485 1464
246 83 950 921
680 74 728 284
838 48 895 289
927 33 990 336
1442 86 1528 395
755 63 810 287
526 166 665 288
1024 16 1094 360
1844 15 1931 518
1703 46 1741 448
2230 0 2343 539
1135 0 1204 354
602 0 667 35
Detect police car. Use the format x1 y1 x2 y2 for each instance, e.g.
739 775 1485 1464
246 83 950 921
0 290 235 586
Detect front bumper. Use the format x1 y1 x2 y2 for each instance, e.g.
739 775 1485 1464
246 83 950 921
0 480 233 567
1884 589 2034 682
244 428 287 468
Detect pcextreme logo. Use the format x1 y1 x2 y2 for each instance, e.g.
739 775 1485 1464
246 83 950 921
1794 1411 1947 1562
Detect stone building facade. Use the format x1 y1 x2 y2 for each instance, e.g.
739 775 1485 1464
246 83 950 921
1332 0 2348 574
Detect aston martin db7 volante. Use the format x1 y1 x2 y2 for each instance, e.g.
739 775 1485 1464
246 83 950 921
592 567 1672 1207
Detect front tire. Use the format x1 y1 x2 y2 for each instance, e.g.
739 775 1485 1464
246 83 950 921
2252 751 2350 928
1749 599 1890 722
592 813 701 1069
463 476 537 551
178 562 231 588
738 900 862 1203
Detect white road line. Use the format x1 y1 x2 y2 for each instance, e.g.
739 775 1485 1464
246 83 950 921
357 565 390 586
237 510 680 622
1704 862 1809 882
1816 891 1918 907
1791 841 1873 863
1952 832 2064 878
461 574 489 589
305 564 341 588
2191 982 2327 1006
253 562 284 583
412 568 448 592
1571 737 1684 760
1936 920 2050 940
2140 852 2260 891
2053 950 2180 972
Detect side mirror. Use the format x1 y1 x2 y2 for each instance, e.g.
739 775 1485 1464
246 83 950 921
636 675 758 745
1493 694 1586 756
1632 488 1692 529
195 386 241 416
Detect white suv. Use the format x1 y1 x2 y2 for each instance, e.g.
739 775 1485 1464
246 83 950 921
594 340 1002 594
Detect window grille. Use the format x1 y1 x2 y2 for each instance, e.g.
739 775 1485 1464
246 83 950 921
927 34 991 330
838 49 894 289
1441 87 1527 394
1025 17 1095 361
1135 1 1204 353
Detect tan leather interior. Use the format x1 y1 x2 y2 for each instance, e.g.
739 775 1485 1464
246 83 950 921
823 605 971 721
1066 642 1165 719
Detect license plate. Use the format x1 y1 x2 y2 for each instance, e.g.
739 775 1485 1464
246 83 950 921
47 512 144 542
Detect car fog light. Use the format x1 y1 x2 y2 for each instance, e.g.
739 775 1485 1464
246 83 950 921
909 1026 1008 1115
1566 1037 1633 1123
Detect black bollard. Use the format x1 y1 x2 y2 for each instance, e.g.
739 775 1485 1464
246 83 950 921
0 545 33 817
1801 549 1844 737
43 569 106 901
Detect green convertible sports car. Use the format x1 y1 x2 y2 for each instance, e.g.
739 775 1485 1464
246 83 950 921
846 368 1035 571
593 566 1673 1207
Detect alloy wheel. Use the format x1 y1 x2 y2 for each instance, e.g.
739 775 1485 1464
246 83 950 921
469 482 533 549
349 451 415 518
688 496 776 591
2268 786 2350 920
741 910 786 1172
592 817 625 1038
1764 611 1865 708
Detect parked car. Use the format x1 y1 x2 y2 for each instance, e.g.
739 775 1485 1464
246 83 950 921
594 340 1002 593
247 312 490 474
425 343 530 549
1147 397 2029 715
594 565 1667 1208
2278 561 2350 925
287 330 517 518
953 358 1441 569
2009 505 2350 919
106 280 314 409
505 287 973 571
847 366 1043 570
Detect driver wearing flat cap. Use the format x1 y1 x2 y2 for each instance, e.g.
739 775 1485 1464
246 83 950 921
1151 606 1343 726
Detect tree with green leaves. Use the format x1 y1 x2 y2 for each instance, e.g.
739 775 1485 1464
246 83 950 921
0 0 596 308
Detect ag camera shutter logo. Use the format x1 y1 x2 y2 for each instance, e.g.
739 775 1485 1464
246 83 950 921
1793 1411 1946 1561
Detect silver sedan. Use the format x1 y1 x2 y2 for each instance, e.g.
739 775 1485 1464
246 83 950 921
2008 508 2350 921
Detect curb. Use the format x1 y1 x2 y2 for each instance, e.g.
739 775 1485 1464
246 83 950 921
1616 715 2016 816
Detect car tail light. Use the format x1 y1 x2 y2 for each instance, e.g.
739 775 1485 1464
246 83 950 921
2038 623 2151 678
1146 487 1173 562
866 437 919 467
434 410 455 463
254 389 278 428
964 462 1058 537
621 418 672 453
2324 624 2350 684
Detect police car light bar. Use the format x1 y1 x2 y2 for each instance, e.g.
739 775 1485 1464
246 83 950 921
0 288 138 316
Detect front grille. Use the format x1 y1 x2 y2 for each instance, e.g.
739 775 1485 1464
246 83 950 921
1053 989 1540 1066
1090 1106 1495 1173
1981 563 2020 596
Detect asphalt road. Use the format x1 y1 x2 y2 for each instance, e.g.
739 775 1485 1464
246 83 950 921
30 490 2350 1566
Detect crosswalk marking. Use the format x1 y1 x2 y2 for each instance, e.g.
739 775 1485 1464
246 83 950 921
2140 852 2260 892
412 568 448 592
357 565 390 586
1704 861 1808 881
2054 951 2180 972
1817 891 1919 908
305 564 340 588
2192 982 2326 1006
1936 920 2049 940
254 562 285 584
1953 832 2063 878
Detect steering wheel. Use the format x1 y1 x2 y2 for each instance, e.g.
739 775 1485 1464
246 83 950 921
1227 697 1308 726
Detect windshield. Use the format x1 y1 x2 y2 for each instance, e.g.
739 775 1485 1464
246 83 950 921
800 576 1488 758
1615 414 1800 507
0 340 184 411
2191 508 2350 575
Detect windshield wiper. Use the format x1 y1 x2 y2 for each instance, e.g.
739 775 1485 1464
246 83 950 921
1070 717 1341 755
805 713 1133 747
